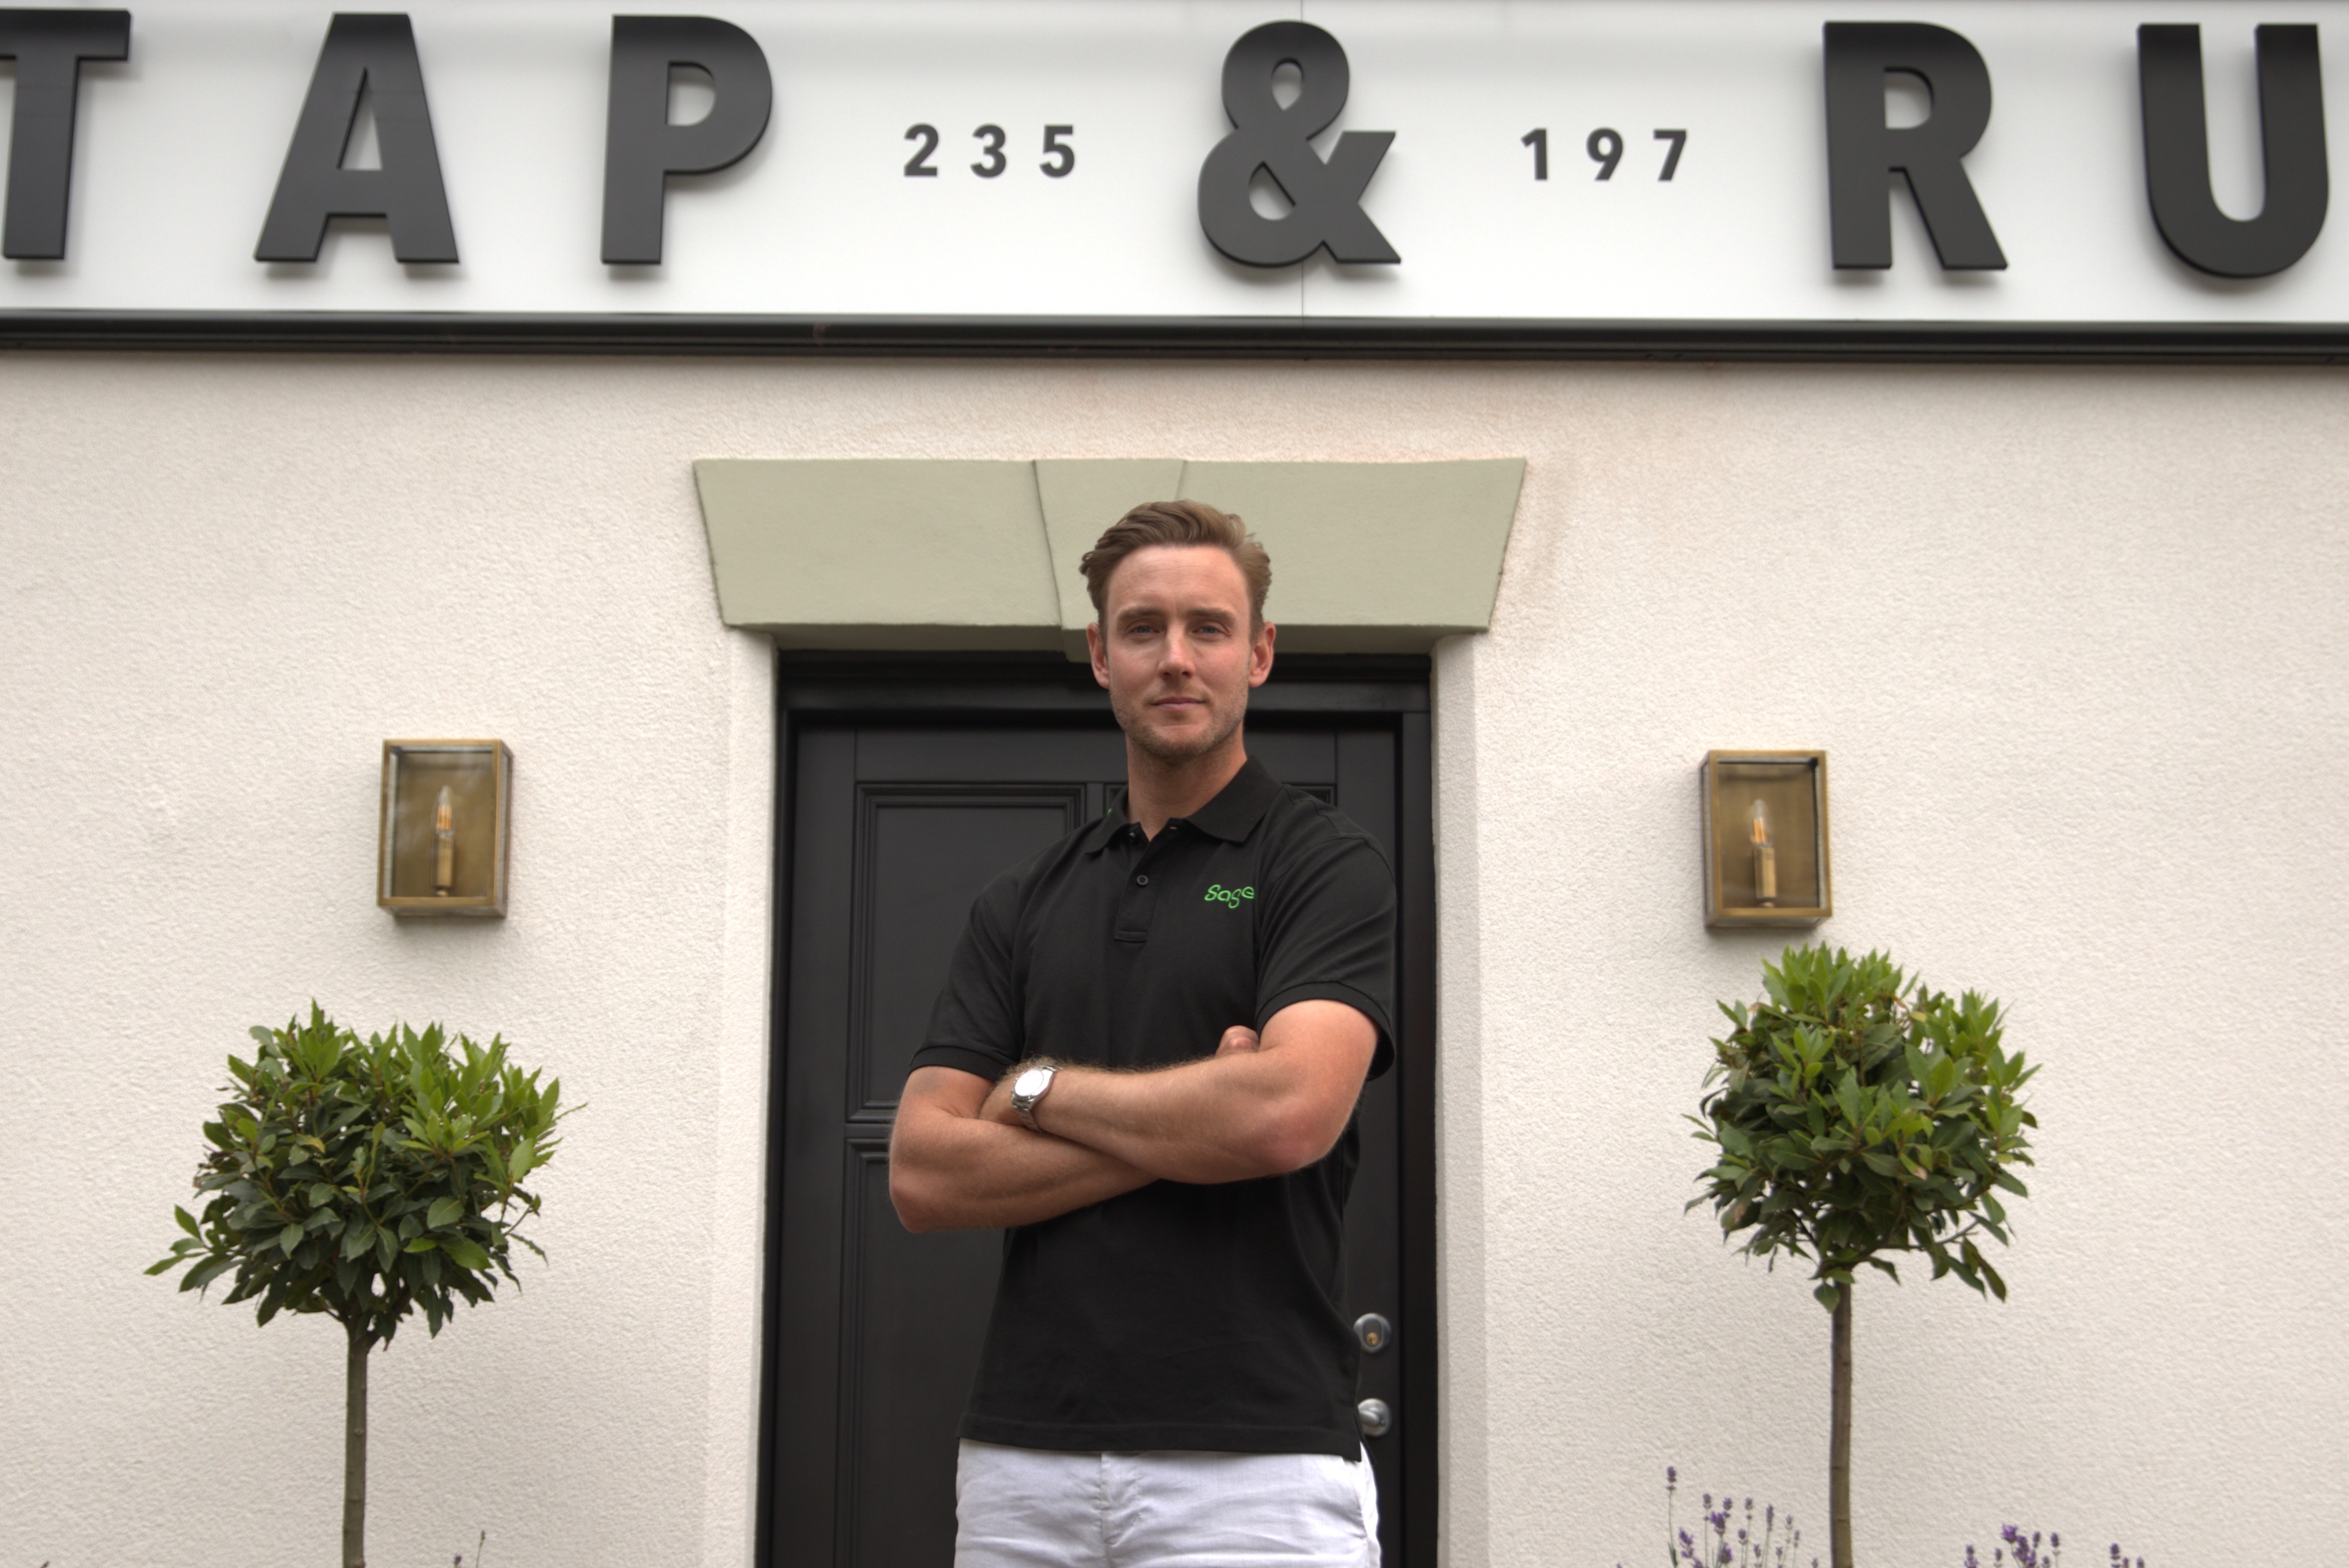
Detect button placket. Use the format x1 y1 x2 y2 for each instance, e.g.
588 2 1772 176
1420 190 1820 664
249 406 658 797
1113 835 1169 943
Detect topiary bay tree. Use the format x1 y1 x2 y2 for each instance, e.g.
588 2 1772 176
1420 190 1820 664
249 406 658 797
1690 945 2037 1568
149 1005 567 1568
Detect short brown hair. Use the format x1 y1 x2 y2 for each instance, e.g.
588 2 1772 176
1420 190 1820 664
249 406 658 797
1079 500 1273 627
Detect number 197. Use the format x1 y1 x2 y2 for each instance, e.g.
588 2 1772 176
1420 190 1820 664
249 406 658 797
1521 126 1687 181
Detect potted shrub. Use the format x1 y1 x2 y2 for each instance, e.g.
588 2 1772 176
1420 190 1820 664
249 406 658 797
150 1005 568 1568
1691 946 2037 1568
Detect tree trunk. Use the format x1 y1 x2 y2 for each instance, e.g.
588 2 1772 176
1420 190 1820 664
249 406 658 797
1830 1282 1853 1568
343 1324 371 1568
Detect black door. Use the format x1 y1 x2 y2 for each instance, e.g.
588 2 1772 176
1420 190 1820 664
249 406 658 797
761 658 1435 1568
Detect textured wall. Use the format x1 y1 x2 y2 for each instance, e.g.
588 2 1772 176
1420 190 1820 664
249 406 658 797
2 356 2342 1568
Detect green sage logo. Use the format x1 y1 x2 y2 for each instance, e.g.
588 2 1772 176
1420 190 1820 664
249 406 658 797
1204 883 1255 907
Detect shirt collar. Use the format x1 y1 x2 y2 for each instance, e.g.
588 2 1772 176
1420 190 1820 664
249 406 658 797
1078 810 1131 855
1082 755 1282 852
1182 755 1283 842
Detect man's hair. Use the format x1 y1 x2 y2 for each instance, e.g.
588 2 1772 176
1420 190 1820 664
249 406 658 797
1079 500 1273 628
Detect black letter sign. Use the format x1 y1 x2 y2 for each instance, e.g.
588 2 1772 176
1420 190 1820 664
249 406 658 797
602 16 771 265
2140 24 2327 279
1823 22 2006 269
255 14 458 264
1198 21 1397 266
0 9 130 261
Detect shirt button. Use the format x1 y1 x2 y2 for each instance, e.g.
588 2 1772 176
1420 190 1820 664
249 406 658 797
1136 875 1149 886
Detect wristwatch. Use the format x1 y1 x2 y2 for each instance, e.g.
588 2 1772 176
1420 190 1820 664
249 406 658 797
1008 1061 1059 1131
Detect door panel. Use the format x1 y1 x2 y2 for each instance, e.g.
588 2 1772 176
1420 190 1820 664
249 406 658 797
839 1141 1005 1568
770 712 1416 1568
852 788 1087 1115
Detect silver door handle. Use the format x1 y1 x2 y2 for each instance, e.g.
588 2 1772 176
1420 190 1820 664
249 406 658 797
1356 1398 1392 1438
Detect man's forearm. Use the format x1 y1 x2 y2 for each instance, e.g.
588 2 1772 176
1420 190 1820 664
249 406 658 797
891 1084 1154 1232
1017 1054 1309 1182
993 1002 1377 1184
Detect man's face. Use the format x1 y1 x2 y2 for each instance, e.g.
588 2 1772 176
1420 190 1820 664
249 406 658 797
1089 544 1275 765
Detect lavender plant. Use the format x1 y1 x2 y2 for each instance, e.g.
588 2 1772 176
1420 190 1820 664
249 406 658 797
1613 1467 1817 1568
1674 1472 1813 1568
1967 1527 2058 1567
1620 1471 2146 1568
1689 946 2037 1568
1961 1530 2146 1567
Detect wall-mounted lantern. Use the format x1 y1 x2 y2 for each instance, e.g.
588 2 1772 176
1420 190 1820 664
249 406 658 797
1702 751 1829 927
378 740 511 917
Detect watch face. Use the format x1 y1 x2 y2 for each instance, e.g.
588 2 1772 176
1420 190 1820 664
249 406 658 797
1014 1066 1052 1099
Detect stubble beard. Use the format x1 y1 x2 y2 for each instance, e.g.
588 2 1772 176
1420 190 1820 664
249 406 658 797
1115 687 1247 766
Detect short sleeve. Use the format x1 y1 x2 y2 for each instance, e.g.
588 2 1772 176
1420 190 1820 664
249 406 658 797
908 868 1026 1085
1254 829 1399 1079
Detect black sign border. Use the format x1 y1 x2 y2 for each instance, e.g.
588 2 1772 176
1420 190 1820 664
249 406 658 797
4 310 2348 360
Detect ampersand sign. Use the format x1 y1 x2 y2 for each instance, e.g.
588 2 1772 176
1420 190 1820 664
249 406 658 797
1197 21 1400 267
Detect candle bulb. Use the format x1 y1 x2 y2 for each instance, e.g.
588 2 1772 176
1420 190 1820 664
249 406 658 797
433 785 456 895
1749 797 1777 905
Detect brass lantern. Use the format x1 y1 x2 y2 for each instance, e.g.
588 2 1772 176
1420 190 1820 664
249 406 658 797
377 740 511 917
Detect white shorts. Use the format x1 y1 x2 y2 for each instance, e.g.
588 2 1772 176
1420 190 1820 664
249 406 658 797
953 1439 1382 1568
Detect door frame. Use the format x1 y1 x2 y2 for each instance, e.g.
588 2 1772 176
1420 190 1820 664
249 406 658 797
755 652 1439 1568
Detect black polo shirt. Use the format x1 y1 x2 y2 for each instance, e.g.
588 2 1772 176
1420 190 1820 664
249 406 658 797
909 755 1397 1457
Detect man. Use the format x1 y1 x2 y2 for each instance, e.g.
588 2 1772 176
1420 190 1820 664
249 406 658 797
889 499 1399 1568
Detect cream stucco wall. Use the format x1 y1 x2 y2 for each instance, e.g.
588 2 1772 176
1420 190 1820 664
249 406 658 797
2 355 2344 1568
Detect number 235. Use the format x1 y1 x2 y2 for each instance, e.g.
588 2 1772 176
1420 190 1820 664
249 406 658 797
905 123 1077 179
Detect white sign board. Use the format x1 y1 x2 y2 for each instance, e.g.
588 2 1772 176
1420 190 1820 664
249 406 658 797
0 0 2343 334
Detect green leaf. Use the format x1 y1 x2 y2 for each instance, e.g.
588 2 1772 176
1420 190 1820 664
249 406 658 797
277 1223 306 1254
342 1224 375 1260
181 1255 236 1292
404 1237 437 1253
427 1196 464 1230
1813 1281 1842 1312
174 1206 201 1239
443 1236 490 1271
